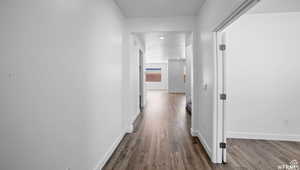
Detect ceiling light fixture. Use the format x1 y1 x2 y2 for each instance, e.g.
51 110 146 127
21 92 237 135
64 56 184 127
159 36 165 40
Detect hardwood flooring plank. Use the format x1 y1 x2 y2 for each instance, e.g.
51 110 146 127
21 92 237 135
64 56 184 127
103 91 300 170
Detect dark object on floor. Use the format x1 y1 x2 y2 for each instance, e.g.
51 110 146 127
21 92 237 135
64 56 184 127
186 102 192 114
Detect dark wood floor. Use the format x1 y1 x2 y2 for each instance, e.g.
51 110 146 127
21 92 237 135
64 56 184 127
227 139 300 170
103 91 300 170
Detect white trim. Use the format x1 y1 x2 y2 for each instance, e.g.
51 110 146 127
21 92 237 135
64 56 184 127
96 111 142 169
168 58 186 61
192 130 213 160
95 111 140 170
126 124 134 133
132 112 140 124
227 132 300 142
190 128 198 137
213 0 261 32
95 132 126 170
127 111 141 133
213 0 260 164
168 91 186 94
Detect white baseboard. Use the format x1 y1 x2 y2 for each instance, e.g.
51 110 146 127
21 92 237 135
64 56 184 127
132 112 140 124
227 131 300 142
190 128 198 136
191 129 213 160
126 124 134 133
197 131 213 159
94 132 126 170
146 88 168 91
95 112 142 170
168 90 185 94
126 112 141 133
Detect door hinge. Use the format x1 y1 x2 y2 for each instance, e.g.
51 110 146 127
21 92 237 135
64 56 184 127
220 93 227 100
219 44 226 51
220 142 226 149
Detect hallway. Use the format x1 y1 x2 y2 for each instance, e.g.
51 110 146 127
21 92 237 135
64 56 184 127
103 91 214 170
2 1 300 170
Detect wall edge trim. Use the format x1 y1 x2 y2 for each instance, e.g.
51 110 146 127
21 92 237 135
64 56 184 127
227 131 300 142
95 132 126 170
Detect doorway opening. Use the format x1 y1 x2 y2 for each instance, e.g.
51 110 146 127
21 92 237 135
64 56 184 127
215 0 300 168
103 31 218 170
133 31 194 116
139 49 144 113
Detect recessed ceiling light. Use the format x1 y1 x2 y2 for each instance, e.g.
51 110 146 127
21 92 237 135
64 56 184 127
159 36 165 40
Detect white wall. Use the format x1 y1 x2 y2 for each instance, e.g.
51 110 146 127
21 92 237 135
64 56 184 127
249 0 300 14
144 32 187 63
145 63 168 90
168 59 186 93
185 33 193 103
195 0 247 163
0 0 124 170
126 16 195 33
224 12 300 141
128 35 145 128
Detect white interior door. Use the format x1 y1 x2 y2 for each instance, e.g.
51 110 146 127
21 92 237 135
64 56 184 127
168 59 185 93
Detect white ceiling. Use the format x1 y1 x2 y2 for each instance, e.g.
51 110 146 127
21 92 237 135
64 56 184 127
141 32 187 63
114 0 205 17
249 0 300 13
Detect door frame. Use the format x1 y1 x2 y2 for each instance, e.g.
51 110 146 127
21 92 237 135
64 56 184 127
212 0 260 163
139 49 144 112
